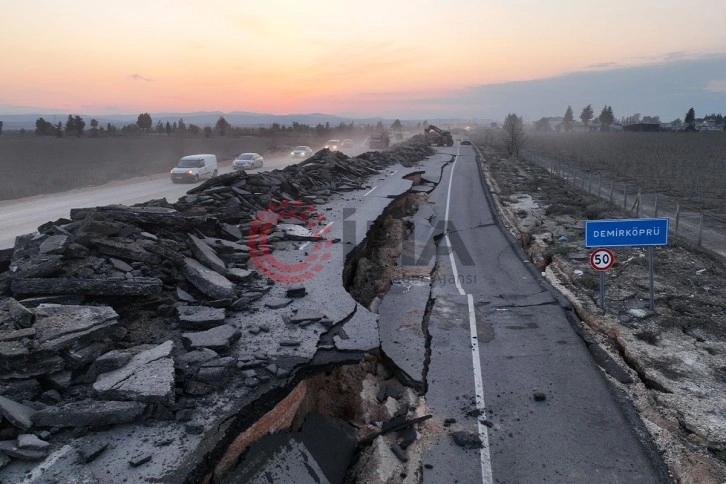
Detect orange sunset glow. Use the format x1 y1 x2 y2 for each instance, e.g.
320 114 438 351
1 0 725 119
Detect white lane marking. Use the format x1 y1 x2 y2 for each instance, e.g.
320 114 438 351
364 186 378 196
298 221 335 251
391 170 398 175
469 294 494 484
21 444 73 484
444 146 465 296
444 146 494 484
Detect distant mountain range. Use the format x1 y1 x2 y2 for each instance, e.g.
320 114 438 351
0 110 394 130
0 107 480 130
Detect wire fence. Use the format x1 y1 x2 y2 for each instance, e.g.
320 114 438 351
524 150 726 261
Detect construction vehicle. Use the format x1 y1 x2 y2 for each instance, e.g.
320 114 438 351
368 133 390 149
424 125 454 147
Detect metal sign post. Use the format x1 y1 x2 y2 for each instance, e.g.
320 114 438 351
585 218 668 312
590 248 614 310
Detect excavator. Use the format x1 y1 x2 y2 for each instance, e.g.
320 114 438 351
424 125 454 147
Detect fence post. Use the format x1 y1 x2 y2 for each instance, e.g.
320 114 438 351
675 202 680 238
635 189 641 217
697 209 704 247
654 194 659 217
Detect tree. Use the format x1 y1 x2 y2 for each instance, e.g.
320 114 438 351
72 115 85 137
54 122 63 138
90 119 99 137
65 115 76 135
685 107 696 131
165 121 172 136
188 124 201 136
598 105 614 131
375 121 384 132
215 116 229 136
203 126 213 138
563 106 574 132
35 117 53 136
580 105 594 127
177 118 186 134
136 113 153 133
390 119 402 131
502 113 526 159
0 121 3 136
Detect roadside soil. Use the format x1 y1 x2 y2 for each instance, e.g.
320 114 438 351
476 140 726 483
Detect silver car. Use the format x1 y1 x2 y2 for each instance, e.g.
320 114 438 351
233 153 264 170
291 146 313 158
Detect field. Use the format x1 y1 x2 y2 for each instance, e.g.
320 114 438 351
0 134 315 201
523 131 726 208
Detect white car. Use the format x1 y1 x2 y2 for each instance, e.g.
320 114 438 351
324 139 341 151
291 146 313 158
233 153 264 170
170 154 218 183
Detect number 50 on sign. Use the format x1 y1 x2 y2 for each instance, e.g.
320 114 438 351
589 248 614 271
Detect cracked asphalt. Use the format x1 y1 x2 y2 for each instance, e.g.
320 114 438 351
398 145 672 483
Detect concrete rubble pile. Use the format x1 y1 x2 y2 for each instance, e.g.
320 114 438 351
0 139 434 478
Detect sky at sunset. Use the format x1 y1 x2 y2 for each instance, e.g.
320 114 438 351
2 0 725 122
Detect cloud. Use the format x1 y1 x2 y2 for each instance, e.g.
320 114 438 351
129 73 153 82
412 53 726 121
586 62 618 69
706 80 726 92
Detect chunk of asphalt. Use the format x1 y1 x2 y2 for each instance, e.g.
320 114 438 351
0 394 36 430
31 400 146 428
533 392 547 402
290 309 324 324
264 297 293 309
188 234 226 274
0 440 46 460
94 349 132 374
182 325 241 352
391 442 408 462
182 258 236 300
176 306 226 330
398 427 417 449
176 286 196 303
17 434 50 451
93 340 175 405
450 430 483 449
129 453 152 467
77 441 108 464
286 284 307 298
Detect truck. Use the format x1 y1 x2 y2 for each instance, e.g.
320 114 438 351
368 133 390 149
424 125 454 147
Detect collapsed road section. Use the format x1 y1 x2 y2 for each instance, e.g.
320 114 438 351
0 139 443 483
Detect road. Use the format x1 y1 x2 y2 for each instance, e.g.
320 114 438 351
0 146 365 249
420 145 669 482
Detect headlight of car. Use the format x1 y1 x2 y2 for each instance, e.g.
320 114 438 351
186 170 193 175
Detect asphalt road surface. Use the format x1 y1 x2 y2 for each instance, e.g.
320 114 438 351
421 144 670 483
0 146 365 249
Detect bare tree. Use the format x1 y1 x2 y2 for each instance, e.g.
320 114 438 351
502 113 526 158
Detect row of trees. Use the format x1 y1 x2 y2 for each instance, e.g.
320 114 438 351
26 113 406 139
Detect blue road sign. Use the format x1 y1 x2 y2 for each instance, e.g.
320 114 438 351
585 218 669 248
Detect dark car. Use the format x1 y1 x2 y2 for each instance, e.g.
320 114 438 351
460 138 472 145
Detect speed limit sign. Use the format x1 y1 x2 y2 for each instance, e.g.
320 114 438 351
590 248 614 271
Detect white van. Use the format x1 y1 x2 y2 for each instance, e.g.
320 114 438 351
170 154 218 183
